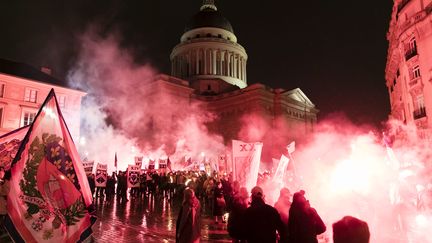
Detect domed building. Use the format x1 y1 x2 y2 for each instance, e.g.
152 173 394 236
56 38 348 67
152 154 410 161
171 0 247 92
145 0 318 159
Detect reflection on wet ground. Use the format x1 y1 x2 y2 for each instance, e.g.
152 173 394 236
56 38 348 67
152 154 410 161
90 195 231 243
0 195 231 243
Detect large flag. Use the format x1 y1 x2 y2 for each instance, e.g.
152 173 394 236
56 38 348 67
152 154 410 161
95 163 107 187
232 140 263 192
127 165 141 188
0 125 29 170
5 89 96 243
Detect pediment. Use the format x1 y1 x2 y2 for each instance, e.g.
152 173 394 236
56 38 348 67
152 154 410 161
283 88 315 107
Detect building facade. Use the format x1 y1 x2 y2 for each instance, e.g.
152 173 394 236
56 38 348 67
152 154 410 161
153 0 318 158
386 0 432 139
0 58 86 140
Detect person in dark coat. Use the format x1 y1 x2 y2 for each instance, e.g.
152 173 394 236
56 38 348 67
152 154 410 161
176 188 201 243
87 174 96 198
213 180 226 223
332 216 370 243
288 190 326 243
227 187 248 243
243 186 286 243
274 187 292 227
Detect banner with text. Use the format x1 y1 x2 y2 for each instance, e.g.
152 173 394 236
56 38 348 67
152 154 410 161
83 161 94 175
232 140 263 192
127 165 140 188
134 156 143 168
95 163 107 187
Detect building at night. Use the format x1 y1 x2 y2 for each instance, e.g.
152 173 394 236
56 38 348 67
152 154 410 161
0 58 86 139
151 0 318 156
386 0 432 140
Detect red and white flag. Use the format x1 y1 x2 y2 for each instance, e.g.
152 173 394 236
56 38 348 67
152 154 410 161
5 89 96 242
0 125 29 170
232 140 263 192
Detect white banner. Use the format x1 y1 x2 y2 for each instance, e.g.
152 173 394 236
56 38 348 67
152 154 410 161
82 161 94 175
135 156 143 168
127 165 141 188
232 140 263 192
95 163 107 187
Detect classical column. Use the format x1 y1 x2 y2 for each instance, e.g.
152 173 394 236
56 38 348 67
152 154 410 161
244 59 247 81
187 52 191 77
228 52 233 77
221 51 226 76
203 48 207 74
212 49 217 75
196 49 200 75
234 54 238 79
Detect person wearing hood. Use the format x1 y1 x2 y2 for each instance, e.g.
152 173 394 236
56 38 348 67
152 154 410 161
288 190 326 243
244 186 286 243
176 187 201 243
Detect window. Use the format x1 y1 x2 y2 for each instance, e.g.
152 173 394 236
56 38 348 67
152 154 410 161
0 83 4 98
409 37 417 51
22 110 37 126
413 65 421 79
0 107 3 127
416 95 425 109
405 37 418 60
24 88 37 103
58 95 66 108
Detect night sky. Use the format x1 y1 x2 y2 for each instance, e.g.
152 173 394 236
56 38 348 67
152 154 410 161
0 0 393 127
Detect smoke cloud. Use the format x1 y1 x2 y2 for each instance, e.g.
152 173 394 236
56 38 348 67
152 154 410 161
67 30 224 173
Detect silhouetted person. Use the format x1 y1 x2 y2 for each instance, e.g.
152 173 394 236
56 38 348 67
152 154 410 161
274 187 292 227
227 187 248 243
213 180 226 223
176 188 201 243
288 190 326 243
244 186 286 243
333 216 370 243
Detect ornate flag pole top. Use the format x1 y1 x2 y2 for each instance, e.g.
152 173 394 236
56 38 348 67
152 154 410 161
201 0 217 11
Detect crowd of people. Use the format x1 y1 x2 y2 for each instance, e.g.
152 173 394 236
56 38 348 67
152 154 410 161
1 165 371 243
175 183 370 243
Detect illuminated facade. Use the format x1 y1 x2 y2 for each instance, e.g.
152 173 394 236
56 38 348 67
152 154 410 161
166 0 318 150
0 58 86 139
386 0 432 139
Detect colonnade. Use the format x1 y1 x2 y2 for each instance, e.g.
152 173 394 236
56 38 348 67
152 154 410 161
172 48 247 82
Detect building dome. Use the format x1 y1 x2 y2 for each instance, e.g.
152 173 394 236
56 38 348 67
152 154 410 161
184 7 234 33
171 0 248 91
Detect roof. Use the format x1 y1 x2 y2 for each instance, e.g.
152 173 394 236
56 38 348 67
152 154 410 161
0 58 69 88
184 7 234 33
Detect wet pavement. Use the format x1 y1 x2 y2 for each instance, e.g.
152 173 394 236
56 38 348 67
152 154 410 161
1 194 232 243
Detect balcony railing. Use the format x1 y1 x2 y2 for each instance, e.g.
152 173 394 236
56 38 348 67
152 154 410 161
398 0 411 13
413 107 427 120
405 48 417 61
